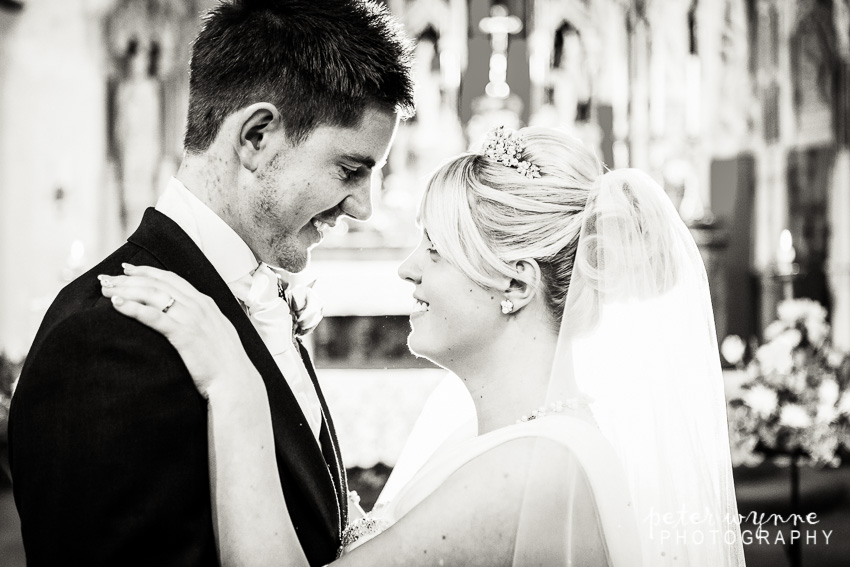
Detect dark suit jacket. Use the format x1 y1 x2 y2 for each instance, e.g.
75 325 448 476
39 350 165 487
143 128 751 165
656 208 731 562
9 209 347 566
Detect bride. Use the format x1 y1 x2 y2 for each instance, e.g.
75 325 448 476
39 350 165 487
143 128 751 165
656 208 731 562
99 126 745 566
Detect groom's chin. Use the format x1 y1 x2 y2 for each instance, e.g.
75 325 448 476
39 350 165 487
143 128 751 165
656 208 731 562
290 252 310 273
274 249 311 273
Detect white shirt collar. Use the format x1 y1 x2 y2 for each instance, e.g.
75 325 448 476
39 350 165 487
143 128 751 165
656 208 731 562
155 177 258 284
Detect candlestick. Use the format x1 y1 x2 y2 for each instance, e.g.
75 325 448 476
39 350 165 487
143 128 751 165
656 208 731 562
775 229 797 300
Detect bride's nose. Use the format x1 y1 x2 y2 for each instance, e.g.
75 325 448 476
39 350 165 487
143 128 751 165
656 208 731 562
397 250 421 284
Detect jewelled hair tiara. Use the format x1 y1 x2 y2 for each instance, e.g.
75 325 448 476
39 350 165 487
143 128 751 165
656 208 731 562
482 126 541 179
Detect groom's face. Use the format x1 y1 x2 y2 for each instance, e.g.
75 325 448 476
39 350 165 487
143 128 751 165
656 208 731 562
240 107 399 271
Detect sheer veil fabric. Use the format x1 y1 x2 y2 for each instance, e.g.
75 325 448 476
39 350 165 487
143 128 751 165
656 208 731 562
513 168 745 566
358 166 744 566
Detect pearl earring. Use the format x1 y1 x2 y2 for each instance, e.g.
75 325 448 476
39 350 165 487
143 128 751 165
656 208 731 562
500 299 514 314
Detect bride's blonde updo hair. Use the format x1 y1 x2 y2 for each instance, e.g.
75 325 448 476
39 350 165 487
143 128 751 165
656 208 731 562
420 127 603 328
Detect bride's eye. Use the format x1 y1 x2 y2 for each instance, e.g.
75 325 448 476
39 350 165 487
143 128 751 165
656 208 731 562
422 230 440 261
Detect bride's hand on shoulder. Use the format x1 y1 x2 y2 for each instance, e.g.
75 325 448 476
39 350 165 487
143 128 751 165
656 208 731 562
98 263 260 401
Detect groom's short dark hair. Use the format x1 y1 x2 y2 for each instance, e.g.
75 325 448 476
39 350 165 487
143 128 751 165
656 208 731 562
184 0 414 153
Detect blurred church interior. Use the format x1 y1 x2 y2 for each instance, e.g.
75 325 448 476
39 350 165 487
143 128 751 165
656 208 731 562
2 1 850 565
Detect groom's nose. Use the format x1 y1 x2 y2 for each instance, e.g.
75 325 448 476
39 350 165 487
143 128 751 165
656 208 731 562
341 177 373 221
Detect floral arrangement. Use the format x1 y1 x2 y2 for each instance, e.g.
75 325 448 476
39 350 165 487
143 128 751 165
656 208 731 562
725 299 850 467
0 352 21 443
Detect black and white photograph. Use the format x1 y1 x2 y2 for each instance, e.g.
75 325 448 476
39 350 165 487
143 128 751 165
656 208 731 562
1 1 850 566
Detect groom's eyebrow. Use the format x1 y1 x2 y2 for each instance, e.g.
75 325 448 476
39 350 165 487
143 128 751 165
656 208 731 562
340 153 378 169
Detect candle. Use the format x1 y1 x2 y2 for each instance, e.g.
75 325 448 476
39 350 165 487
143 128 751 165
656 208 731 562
61 239 86 282
776 229 796 275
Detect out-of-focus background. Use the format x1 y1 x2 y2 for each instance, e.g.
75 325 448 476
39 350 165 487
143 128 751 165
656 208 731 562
1 1 850 565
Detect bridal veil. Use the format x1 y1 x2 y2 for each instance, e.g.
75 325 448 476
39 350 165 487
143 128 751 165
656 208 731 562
513 168 746 566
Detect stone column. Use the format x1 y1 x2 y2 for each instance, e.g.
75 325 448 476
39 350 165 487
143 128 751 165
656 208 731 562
0 0 111 358
829 148 850 350
829 2 850 350
606 2 631 169
628 12 651 171
752 0 793 335
691 225 731 343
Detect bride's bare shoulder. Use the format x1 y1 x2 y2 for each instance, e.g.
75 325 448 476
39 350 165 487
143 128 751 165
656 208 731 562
459 433 582 485
337 435 589 567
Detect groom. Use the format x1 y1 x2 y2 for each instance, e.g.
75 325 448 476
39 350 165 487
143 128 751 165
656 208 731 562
8 1 413 566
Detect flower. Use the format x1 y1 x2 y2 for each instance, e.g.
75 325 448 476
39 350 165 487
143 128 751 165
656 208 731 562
779 404 813 428
764 320 787 341
785 370 809 396
778 300 807 324
805 424 841 465
776 328 802 349
778 298 826 326
837 393 850 416
0 353 22 442
828 349 846 369
816 404 838 423
818 378 840 407
721 335 746 365
755 341 794 376
807 318 829 347
743 385 778 419
285 284 323 337
516 160 541 179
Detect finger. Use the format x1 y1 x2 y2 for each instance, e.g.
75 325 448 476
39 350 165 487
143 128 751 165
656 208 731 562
97 273 120 289
100 274 228 335
110 295 179 337
103 274 177 293
100 279 202 326
100 274 190 308
102 283 180 315
122 264 204 299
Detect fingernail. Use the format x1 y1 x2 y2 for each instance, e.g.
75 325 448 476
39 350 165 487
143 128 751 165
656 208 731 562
122 263 135 273
98 275 114 288
111 296 124 306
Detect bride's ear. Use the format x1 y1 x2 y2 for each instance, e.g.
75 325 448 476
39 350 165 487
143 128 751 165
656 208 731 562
504 259 542 313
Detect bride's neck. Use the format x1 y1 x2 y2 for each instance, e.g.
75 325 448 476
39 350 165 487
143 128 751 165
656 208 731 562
455 318 559 436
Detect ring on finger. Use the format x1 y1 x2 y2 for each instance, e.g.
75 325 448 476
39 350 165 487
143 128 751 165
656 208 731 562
162 296 176 314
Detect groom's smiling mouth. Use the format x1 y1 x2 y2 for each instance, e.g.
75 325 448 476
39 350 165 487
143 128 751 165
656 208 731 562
311 218 332 232
309 211 340 234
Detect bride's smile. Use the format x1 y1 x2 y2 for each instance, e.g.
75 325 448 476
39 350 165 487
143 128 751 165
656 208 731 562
410 297 429 315
398 231 505 368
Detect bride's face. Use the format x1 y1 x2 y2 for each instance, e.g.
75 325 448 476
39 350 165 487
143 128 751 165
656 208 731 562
398 230 504 367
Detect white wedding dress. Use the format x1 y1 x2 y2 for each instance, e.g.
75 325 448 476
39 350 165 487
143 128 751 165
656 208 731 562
346 410 640 566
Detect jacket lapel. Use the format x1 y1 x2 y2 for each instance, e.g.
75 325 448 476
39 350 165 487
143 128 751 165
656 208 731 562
128 209 341 538
300 342 348 531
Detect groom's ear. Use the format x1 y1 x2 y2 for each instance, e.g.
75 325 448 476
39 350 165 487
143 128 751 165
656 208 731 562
234 102 281 172
504 259 542 313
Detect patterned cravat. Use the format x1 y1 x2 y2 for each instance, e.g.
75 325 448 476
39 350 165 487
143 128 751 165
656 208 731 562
230 263 323 441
